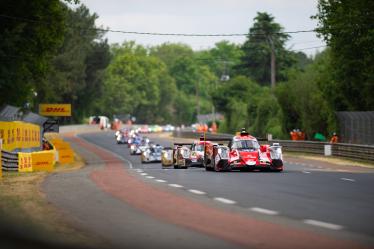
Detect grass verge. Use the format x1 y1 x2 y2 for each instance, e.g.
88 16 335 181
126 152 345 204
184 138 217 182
0 152 105 248
284 151 374 169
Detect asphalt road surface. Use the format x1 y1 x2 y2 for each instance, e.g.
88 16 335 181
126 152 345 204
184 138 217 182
44 131 374 249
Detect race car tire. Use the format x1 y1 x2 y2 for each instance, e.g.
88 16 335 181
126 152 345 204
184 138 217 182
272 169 283 172
174 165 178 169
213 160 220 172
204 165 213 171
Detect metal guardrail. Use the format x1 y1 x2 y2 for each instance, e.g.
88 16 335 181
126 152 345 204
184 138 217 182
1 150 19 171
173 130 374 162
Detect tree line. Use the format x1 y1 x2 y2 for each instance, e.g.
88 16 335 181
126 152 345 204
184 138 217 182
1 0 372 139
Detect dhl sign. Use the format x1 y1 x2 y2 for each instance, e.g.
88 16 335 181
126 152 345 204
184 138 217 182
39 104 71 117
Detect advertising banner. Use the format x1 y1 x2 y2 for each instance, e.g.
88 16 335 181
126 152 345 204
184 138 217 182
31 150 54 172
0 121 40 151
18 152 33 172
39 104 71 117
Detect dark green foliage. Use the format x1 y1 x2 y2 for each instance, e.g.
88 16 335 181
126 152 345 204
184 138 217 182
102 42 176 124
0 0 66 107
314 0 374 111
44 5 110 122
275 51 336 139
237 12 294 85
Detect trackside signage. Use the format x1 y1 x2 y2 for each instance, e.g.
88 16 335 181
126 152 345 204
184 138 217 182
39 104 71 117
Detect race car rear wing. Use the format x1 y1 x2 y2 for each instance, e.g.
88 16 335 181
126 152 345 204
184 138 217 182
173 143 193 146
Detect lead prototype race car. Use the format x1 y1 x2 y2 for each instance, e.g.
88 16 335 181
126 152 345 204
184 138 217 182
228 129 283 172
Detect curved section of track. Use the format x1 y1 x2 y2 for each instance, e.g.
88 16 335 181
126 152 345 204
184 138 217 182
45 131 374 248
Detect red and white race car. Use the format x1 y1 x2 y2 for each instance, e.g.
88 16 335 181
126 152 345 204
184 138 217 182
228 129 283 172
190 139 212 167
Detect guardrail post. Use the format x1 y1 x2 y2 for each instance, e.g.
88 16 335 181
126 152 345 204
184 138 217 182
324 144 332 156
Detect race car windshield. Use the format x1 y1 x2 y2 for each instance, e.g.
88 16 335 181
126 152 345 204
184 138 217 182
195 144 204 152
152 148 162 153
232 140 259 150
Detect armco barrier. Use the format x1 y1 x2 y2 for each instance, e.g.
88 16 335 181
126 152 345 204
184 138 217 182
173 130 374 162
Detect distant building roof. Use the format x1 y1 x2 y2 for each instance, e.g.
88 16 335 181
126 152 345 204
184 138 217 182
22 112 48 126
0 105 21 121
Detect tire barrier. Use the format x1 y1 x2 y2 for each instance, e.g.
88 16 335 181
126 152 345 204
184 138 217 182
173 130 374 162
1 150 19 171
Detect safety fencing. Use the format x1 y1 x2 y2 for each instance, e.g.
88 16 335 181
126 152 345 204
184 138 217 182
173 130 374 162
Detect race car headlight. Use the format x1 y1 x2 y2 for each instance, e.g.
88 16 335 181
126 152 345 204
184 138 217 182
131 145 135 149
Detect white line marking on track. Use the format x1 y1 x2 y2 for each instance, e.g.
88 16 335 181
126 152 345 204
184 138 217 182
303 219 343 230
140 173 148 176
250 207 279 215
340 178 355 182
135 169 143 172
214 197 237 205
168 184 183 188
188 189 206 195
302 171 311 174
146 176 155 179
155 179 167 183
337 169 349 172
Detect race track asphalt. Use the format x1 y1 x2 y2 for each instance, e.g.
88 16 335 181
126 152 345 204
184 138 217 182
44 131 374 249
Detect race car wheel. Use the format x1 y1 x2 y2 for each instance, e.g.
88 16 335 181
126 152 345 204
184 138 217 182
174 165 178 169
272 168 283 172
213 160 220 172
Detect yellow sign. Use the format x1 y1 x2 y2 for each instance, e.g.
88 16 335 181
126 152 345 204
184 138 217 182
18 152 33 172
32 150 55 172
39 104 71 117
0 142 2 177
0 121 40 151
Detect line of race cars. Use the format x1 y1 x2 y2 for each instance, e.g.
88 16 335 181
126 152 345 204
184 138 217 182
115 128 284 172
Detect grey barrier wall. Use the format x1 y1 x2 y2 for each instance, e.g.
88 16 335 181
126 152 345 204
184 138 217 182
173 130 374 162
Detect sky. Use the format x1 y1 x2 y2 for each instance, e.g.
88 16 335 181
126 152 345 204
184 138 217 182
79 0 326 56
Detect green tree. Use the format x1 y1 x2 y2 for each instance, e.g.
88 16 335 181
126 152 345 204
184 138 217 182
195 41 243 80
275 50 336 139
313 0 374 110
238 12 294 86
103 42 176 124
0 0 68 107
150 43 194 70
44 5 110 122
212 76 284 137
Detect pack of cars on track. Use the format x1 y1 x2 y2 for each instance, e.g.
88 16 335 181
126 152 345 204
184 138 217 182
115 127 283 172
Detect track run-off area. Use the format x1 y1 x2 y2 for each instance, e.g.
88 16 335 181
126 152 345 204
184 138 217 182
44 130 374 249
